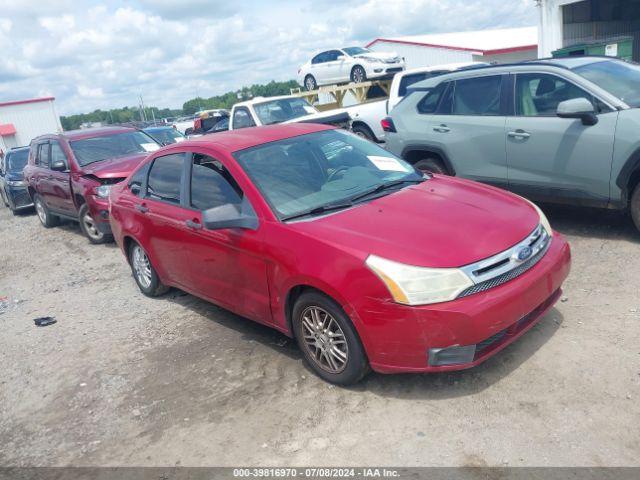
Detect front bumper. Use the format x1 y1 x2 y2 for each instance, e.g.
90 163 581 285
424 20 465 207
355 233 571 373
87 195 112 234
7 186 34 209
365 61 406 79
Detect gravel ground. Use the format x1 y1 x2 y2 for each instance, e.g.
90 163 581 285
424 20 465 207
0 203 639 467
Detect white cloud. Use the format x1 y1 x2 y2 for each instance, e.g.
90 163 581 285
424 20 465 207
0 0 536 115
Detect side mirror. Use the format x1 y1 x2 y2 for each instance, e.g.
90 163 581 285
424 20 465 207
50 160 68 172
557 98 598 126
202 202 258 231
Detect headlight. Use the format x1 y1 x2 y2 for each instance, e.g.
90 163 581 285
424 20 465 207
95 185 111 199
366 255 473 306
520 197 552 236
7 180 26 187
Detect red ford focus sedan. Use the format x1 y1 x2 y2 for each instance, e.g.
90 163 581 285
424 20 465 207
109 123 571 385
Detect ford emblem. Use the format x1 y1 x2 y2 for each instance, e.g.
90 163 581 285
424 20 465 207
515 246 533 262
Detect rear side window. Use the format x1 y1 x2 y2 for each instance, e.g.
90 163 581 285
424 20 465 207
190 154 243 211
399 73 429 97
452 75 502 116
233 108 256 129
146 153 184 204
417 82 449 114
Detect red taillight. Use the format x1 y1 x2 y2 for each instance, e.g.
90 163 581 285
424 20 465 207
381 117 396 133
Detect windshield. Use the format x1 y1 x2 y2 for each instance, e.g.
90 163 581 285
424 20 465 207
69 131 159 166
234 129 423 220
574 59 640 107
343 47 370 56
253 98 318 125
6 149 29 172
145 128 184 144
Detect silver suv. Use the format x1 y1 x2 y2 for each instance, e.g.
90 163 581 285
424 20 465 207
384 57 640 232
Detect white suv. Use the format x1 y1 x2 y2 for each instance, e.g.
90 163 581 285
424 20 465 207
297 47 405 91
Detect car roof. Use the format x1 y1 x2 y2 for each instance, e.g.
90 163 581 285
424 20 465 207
399 61 488 77
177 123 334 152
40 125 139 142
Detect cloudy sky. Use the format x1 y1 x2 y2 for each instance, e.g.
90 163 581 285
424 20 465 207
0 0 536 115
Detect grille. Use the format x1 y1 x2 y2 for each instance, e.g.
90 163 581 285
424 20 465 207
386 67 403 74
457 241 549 298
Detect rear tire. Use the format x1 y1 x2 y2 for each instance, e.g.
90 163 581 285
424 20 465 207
304 75 317 91
34 194 59 228
414 158 448 175
293 291 369 385
129 242 169 297
79 203 111 244
631 183 640 232
352 124 376 142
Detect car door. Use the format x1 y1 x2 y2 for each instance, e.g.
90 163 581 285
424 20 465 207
180 151 271 324
138 152 195 289
323 50 344 83
34 142 56 207
46 141 75 215
406 74 509 186
505 72 617 206
309 51 328 85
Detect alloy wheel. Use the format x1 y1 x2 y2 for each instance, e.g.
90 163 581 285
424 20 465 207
82 211 104 240
300 306 348 374
132 245 152 289
305 76 316 91
352 67 365 83
35 199 47 224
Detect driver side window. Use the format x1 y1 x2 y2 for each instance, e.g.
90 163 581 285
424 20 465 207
515 73 602 117
233 108 256 129
190 154 243 211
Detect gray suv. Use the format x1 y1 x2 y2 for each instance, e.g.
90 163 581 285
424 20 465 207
384 56 640 231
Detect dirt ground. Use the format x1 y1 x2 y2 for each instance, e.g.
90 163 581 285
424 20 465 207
0 202 639 467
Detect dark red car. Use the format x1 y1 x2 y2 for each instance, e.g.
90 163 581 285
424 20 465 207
109 123 571 384
24 127 159 243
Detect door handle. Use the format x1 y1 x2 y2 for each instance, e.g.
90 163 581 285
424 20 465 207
185 219 202 230
433 124 450 133
135 203 149 213
507 130 531 139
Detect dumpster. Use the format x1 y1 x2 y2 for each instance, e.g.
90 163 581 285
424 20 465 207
552 37 633 61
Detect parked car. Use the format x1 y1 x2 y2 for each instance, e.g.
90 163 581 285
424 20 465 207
345 62 488 143
298 46 405 91
384 56 640 232
108 123 570 385
0 146 33 214
187 109 230 136
229 96 350 130
173 116 197 134
24 126 160 244
143 126 186 145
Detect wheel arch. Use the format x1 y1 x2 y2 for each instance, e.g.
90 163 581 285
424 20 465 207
401 145 456 175
616 147 640 208
351 121 378 142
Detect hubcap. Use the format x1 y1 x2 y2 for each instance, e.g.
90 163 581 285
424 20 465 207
82 211 103 240
306 77 315 91
132 246 152 289
35 199 47 224
353 67 364 82
301 306 348 374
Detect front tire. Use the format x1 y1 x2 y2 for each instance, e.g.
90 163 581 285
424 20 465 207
34 194 59 228
293 291 369 385
304 75 317 91
351 65 367 83
414 158 447 175
129 242 169 297
631 183 640 232
79 203 111 244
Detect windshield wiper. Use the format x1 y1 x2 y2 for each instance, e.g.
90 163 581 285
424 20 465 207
349 179 425 203
281 201 354 221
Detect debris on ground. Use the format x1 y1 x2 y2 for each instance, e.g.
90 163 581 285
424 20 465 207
34 317 57 327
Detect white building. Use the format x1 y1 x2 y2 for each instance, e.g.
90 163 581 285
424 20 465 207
366 26 539 69
0 97 62 153
538 0 640 60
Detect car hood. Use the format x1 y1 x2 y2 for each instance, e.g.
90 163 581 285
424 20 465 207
289 176 540 268
355 51 400 61
81 152 149 179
